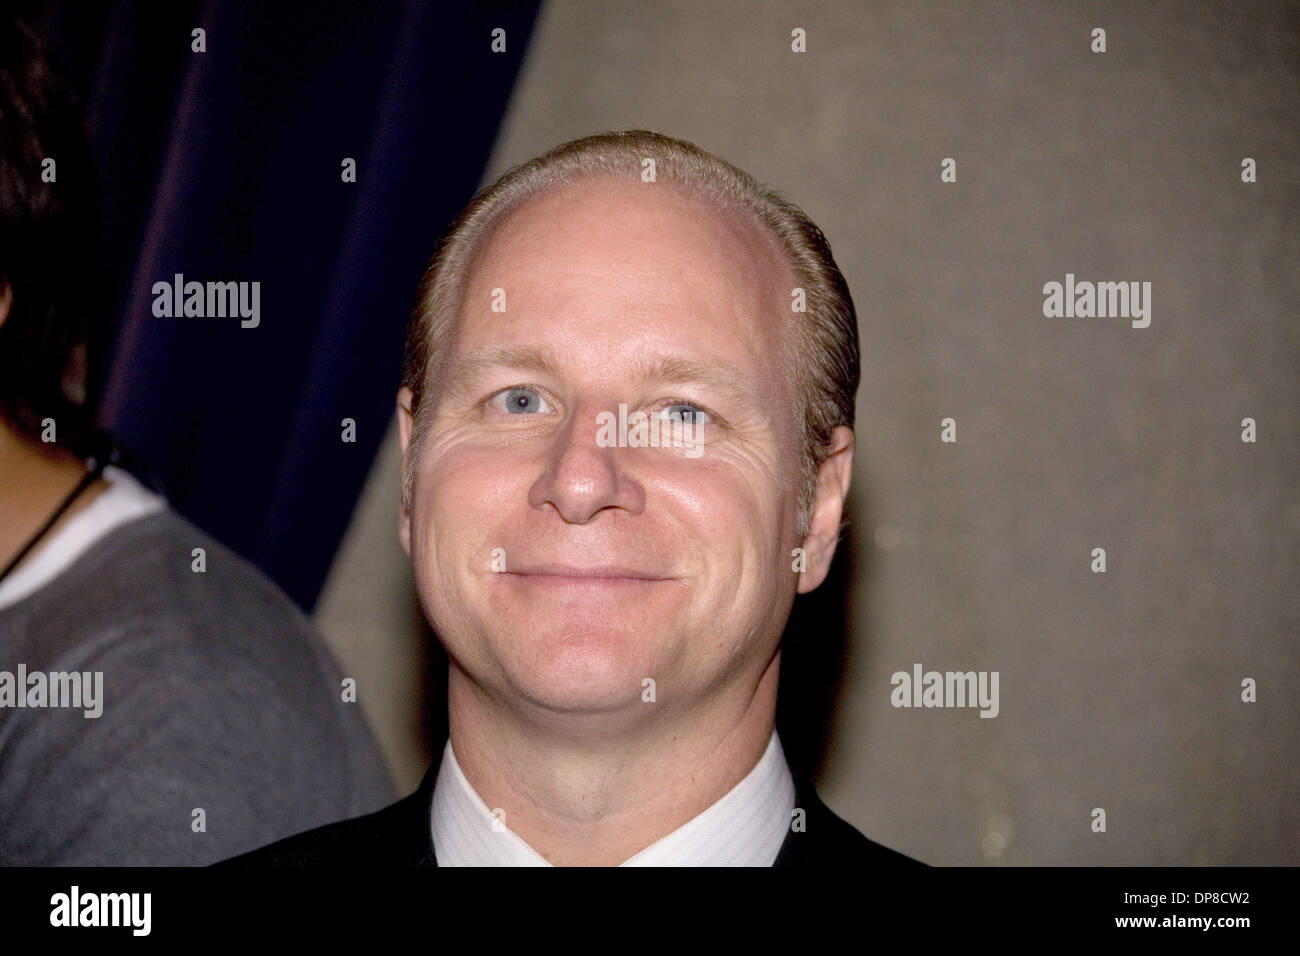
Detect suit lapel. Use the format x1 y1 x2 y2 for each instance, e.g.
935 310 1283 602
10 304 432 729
370 760 438 867
772 774 828 867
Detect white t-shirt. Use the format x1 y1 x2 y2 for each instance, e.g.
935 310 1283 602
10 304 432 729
0 465 166 611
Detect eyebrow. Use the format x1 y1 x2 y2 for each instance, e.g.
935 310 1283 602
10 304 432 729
440 344 762 406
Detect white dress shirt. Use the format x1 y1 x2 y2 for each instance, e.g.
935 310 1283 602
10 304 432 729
430 728 797 866
0 465 165 611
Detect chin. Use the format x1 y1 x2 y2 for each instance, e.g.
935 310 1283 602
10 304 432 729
504 623 657 713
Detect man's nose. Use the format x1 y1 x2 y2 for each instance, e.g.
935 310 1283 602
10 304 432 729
527 403 645 524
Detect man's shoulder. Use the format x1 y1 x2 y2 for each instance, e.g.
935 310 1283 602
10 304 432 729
21 506 343 686
774 777 925 868
85 508 309 630
0 505 395 864
10 506 308 641
219 774 437 867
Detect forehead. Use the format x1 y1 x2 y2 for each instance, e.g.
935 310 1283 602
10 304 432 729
453 175 797 377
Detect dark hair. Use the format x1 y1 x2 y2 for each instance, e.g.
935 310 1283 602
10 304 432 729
0 15 104 454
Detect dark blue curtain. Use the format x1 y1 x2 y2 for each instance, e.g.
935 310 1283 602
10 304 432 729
32 0 541 611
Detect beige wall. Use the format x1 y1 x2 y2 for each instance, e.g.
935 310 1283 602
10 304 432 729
314 0 1300 864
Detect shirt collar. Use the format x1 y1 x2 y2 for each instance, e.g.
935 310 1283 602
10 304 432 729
430 728 796 866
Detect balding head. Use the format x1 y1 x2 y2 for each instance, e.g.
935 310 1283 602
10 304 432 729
400 130 859 539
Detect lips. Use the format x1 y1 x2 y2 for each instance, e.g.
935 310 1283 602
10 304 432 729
507 563 670 581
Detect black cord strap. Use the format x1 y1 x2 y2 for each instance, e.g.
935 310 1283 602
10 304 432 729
0 456 108 585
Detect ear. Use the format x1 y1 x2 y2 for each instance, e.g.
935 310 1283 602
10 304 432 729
795 426 854 594
397 387 415 557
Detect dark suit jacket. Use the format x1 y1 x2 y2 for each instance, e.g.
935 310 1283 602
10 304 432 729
222 759 925 868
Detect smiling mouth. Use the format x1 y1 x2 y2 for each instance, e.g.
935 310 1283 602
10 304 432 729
502 564 674 585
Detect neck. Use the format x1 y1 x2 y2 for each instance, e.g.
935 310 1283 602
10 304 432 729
0 422 107 574
447 651 782 866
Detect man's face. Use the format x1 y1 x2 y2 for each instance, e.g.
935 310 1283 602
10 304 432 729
399 177 809 719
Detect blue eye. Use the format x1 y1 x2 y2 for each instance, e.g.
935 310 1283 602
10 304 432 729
659 403 711 426
492 387 550 414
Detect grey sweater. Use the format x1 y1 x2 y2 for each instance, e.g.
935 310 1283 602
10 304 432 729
0 509 394 865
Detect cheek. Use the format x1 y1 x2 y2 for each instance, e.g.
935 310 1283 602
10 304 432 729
409 443 523 593
654 458 785 581
661 450 783 529
421 426 536 512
